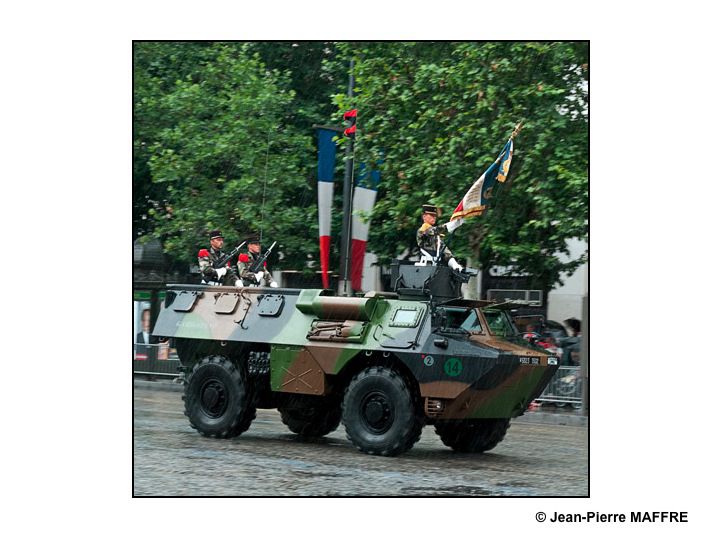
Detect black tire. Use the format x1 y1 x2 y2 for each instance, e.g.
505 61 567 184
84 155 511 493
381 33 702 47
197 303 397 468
183 356 256 438
342 366 424 456
434 419 510 453
279 403 342 437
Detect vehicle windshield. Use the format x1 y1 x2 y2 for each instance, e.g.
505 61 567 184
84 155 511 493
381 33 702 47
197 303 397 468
440 308 482 334
483 310 518 337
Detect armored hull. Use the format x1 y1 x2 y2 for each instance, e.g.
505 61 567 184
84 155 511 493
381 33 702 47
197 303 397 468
153 264 558 455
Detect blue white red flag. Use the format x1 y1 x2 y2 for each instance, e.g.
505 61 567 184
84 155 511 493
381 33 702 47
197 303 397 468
350 163 381 291
316 127 338 289
450 138 514 222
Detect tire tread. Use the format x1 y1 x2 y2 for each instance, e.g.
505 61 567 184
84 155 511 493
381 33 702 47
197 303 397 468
342 365 424 457
183 355 256 439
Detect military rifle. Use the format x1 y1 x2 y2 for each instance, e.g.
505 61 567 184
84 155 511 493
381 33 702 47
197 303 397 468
248 241 277 273
213 241 246 269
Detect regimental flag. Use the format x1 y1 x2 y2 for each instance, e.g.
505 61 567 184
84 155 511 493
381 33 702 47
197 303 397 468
350 162 381 291
316 127 338 289
450 137 514 222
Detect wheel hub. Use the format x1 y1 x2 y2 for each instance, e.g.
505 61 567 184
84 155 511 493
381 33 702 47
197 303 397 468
200 379 227 418
365 401 384 423
360 392 394 434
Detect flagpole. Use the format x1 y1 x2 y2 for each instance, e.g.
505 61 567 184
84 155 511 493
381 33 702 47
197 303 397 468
338 59 355 297
510 121 524 140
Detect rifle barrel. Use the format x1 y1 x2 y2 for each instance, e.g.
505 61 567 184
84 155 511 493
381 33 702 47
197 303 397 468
214 241 246 268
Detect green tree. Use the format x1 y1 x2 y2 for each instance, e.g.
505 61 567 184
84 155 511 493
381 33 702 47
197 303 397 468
134 42 317 269
332 41 588 292
246 42 341 132
134 42 218 239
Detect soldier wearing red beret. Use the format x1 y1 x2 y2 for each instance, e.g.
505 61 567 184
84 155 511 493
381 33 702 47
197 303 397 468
236 233 277 287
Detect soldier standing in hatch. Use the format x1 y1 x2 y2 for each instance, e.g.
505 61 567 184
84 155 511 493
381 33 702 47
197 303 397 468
237 233 277 287
416 204 464 271
198 230 237 286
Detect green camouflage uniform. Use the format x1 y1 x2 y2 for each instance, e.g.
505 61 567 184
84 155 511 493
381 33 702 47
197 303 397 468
237 251 274 286
198 247 234 285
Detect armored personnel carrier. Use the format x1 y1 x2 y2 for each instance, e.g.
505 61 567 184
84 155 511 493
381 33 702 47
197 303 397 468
152 262 558 456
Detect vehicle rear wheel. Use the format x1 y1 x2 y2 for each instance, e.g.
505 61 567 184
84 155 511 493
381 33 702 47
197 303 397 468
342 366 424 456
183 356 256 438
434 419 510 453
279 402 342 437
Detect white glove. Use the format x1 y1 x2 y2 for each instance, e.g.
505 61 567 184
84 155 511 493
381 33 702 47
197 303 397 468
255 271 264 284
448 257 463 272
215 267 228 279
270 281 278 288
445 218 464 233
234 279 243 287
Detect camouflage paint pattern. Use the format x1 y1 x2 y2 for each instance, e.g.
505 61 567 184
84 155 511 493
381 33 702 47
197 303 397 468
153 278 558 421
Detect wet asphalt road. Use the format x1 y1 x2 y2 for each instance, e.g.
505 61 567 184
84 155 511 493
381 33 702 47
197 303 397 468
133 386 588 497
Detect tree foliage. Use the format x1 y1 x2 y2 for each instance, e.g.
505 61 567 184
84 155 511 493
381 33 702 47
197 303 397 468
134 42 317 269
332 42 588 291
246 42 340 133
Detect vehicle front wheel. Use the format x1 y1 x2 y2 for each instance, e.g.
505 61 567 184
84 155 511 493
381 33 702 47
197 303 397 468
342 366 424 456
434 419 510 453
183 356 256 438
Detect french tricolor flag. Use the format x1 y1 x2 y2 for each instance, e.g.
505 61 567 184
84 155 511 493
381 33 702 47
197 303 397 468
351 164 380 291
316 127 338 289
